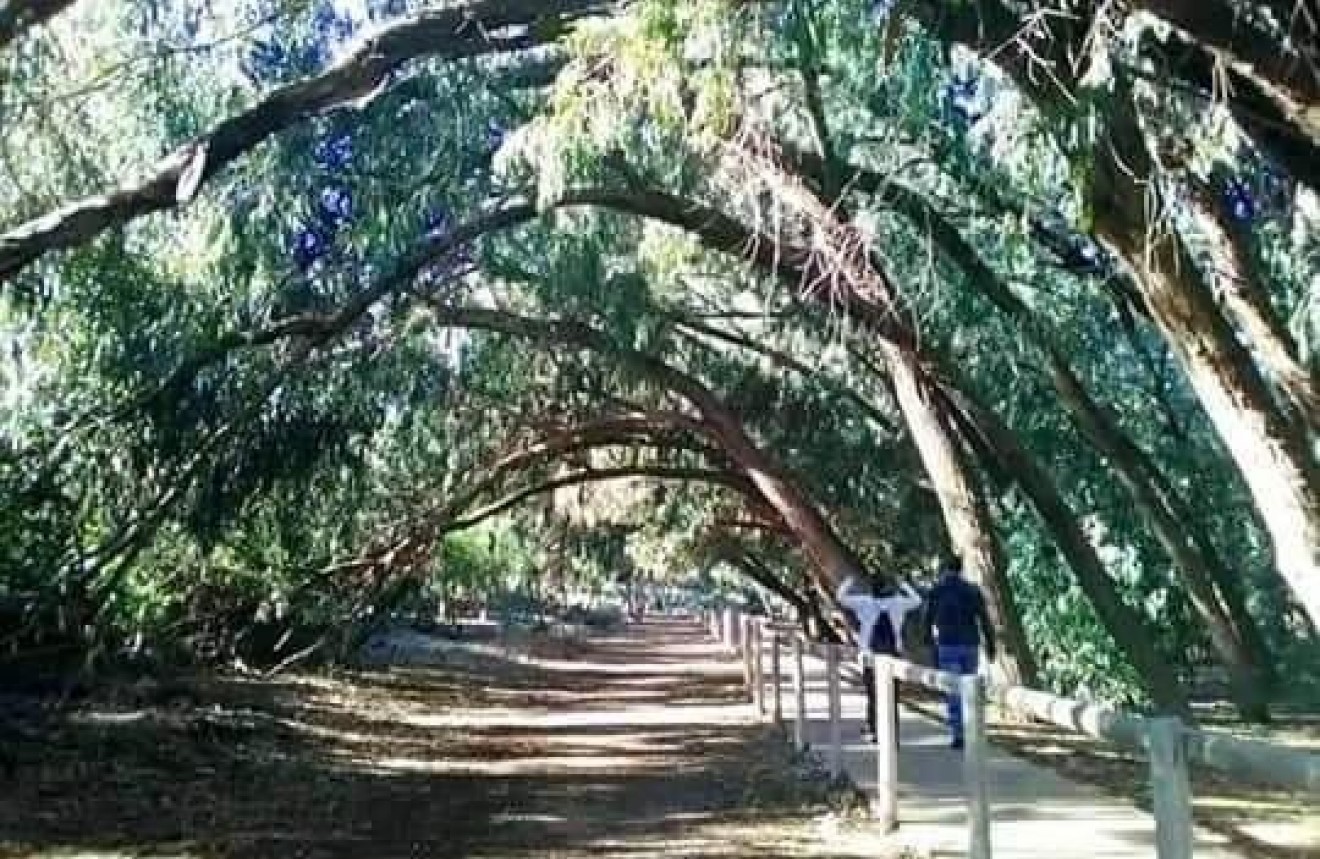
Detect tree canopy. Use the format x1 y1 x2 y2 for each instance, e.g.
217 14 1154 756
2 0 1318 718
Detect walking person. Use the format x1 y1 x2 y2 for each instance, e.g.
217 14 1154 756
922 555 997 749
836 574 922 742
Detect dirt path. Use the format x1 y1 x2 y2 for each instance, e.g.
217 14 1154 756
1 618 873 859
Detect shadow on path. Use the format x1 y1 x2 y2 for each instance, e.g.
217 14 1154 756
1 618 865 859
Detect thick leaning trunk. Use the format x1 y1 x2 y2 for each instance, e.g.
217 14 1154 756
948 387 1192 715
1188 182 1320 434
1092 105 1320 634
734 138 1041 682
884 343 1038 686
688 385 871 592
907 0 1320 633
870 175 1274 715
1047 354 1275 718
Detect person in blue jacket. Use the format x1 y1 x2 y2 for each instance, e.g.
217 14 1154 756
922 554 997 749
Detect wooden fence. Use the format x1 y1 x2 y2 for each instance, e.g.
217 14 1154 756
703 608 1320 859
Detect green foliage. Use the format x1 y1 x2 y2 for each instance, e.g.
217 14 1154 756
0 0 1314 713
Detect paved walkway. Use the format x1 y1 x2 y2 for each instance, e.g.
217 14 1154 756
741 632 1247 859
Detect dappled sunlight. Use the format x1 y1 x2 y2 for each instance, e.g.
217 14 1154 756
2 620 861 859
367 752 652 775
397 703 752 729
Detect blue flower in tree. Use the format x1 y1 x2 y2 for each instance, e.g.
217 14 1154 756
291 226 331 270
371 0 409 17
242 38 289 84
949 73 979 101
313 132 354 170
243 36 326 84
317 185 354 228
483 119 507 155
944 72 984 126
424 206 453 238
312 1 357 46
1223 177 1257 224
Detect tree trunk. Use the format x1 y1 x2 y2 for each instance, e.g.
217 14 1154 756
862 172 1273 717
1187 180 1319 434
686 381 873 592
723 547 835 638
1046 353 1274 718
948 386 1193 715
1091 102 1320 634
884 343 1038 686
905 0 1320 633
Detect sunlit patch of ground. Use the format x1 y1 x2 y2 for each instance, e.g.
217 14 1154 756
0 619 890 859
902 690 1317 859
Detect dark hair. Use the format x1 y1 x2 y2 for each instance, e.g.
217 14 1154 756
871 577 896 598
941 553 963 574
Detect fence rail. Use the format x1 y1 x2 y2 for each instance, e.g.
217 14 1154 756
704 607 1319 859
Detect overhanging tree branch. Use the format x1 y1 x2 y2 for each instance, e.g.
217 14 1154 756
672 315 901 436
127 182 913 418
0 0 77 51
416 298 873 591
446 465 755 532
0 0 609 282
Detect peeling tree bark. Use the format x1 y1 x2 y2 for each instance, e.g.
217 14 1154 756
1141 30 1320 192
1138 0 1320 103
1092 100 1320 633
1187 178 1320 434
742 141 1041 686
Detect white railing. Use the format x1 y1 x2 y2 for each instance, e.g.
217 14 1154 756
703 607 1320 859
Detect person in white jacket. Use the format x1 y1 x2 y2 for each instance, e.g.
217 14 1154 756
836 574 923 741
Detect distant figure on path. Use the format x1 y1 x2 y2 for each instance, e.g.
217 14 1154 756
836 574 922 742
922 555 997 749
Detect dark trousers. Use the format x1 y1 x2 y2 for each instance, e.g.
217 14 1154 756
937 644 980 744
861 662 900 738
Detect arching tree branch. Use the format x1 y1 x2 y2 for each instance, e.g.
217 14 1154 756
445 465 755 532
0 0 77 51
0 0 607 282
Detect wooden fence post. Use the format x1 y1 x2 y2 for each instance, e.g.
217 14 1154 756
741 614 754 700
875 655 898 832
793 635 807 750
771 631 783 724
962 674 991 859
827 643 842 779
1148 717 1193 859
753 620 766 716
